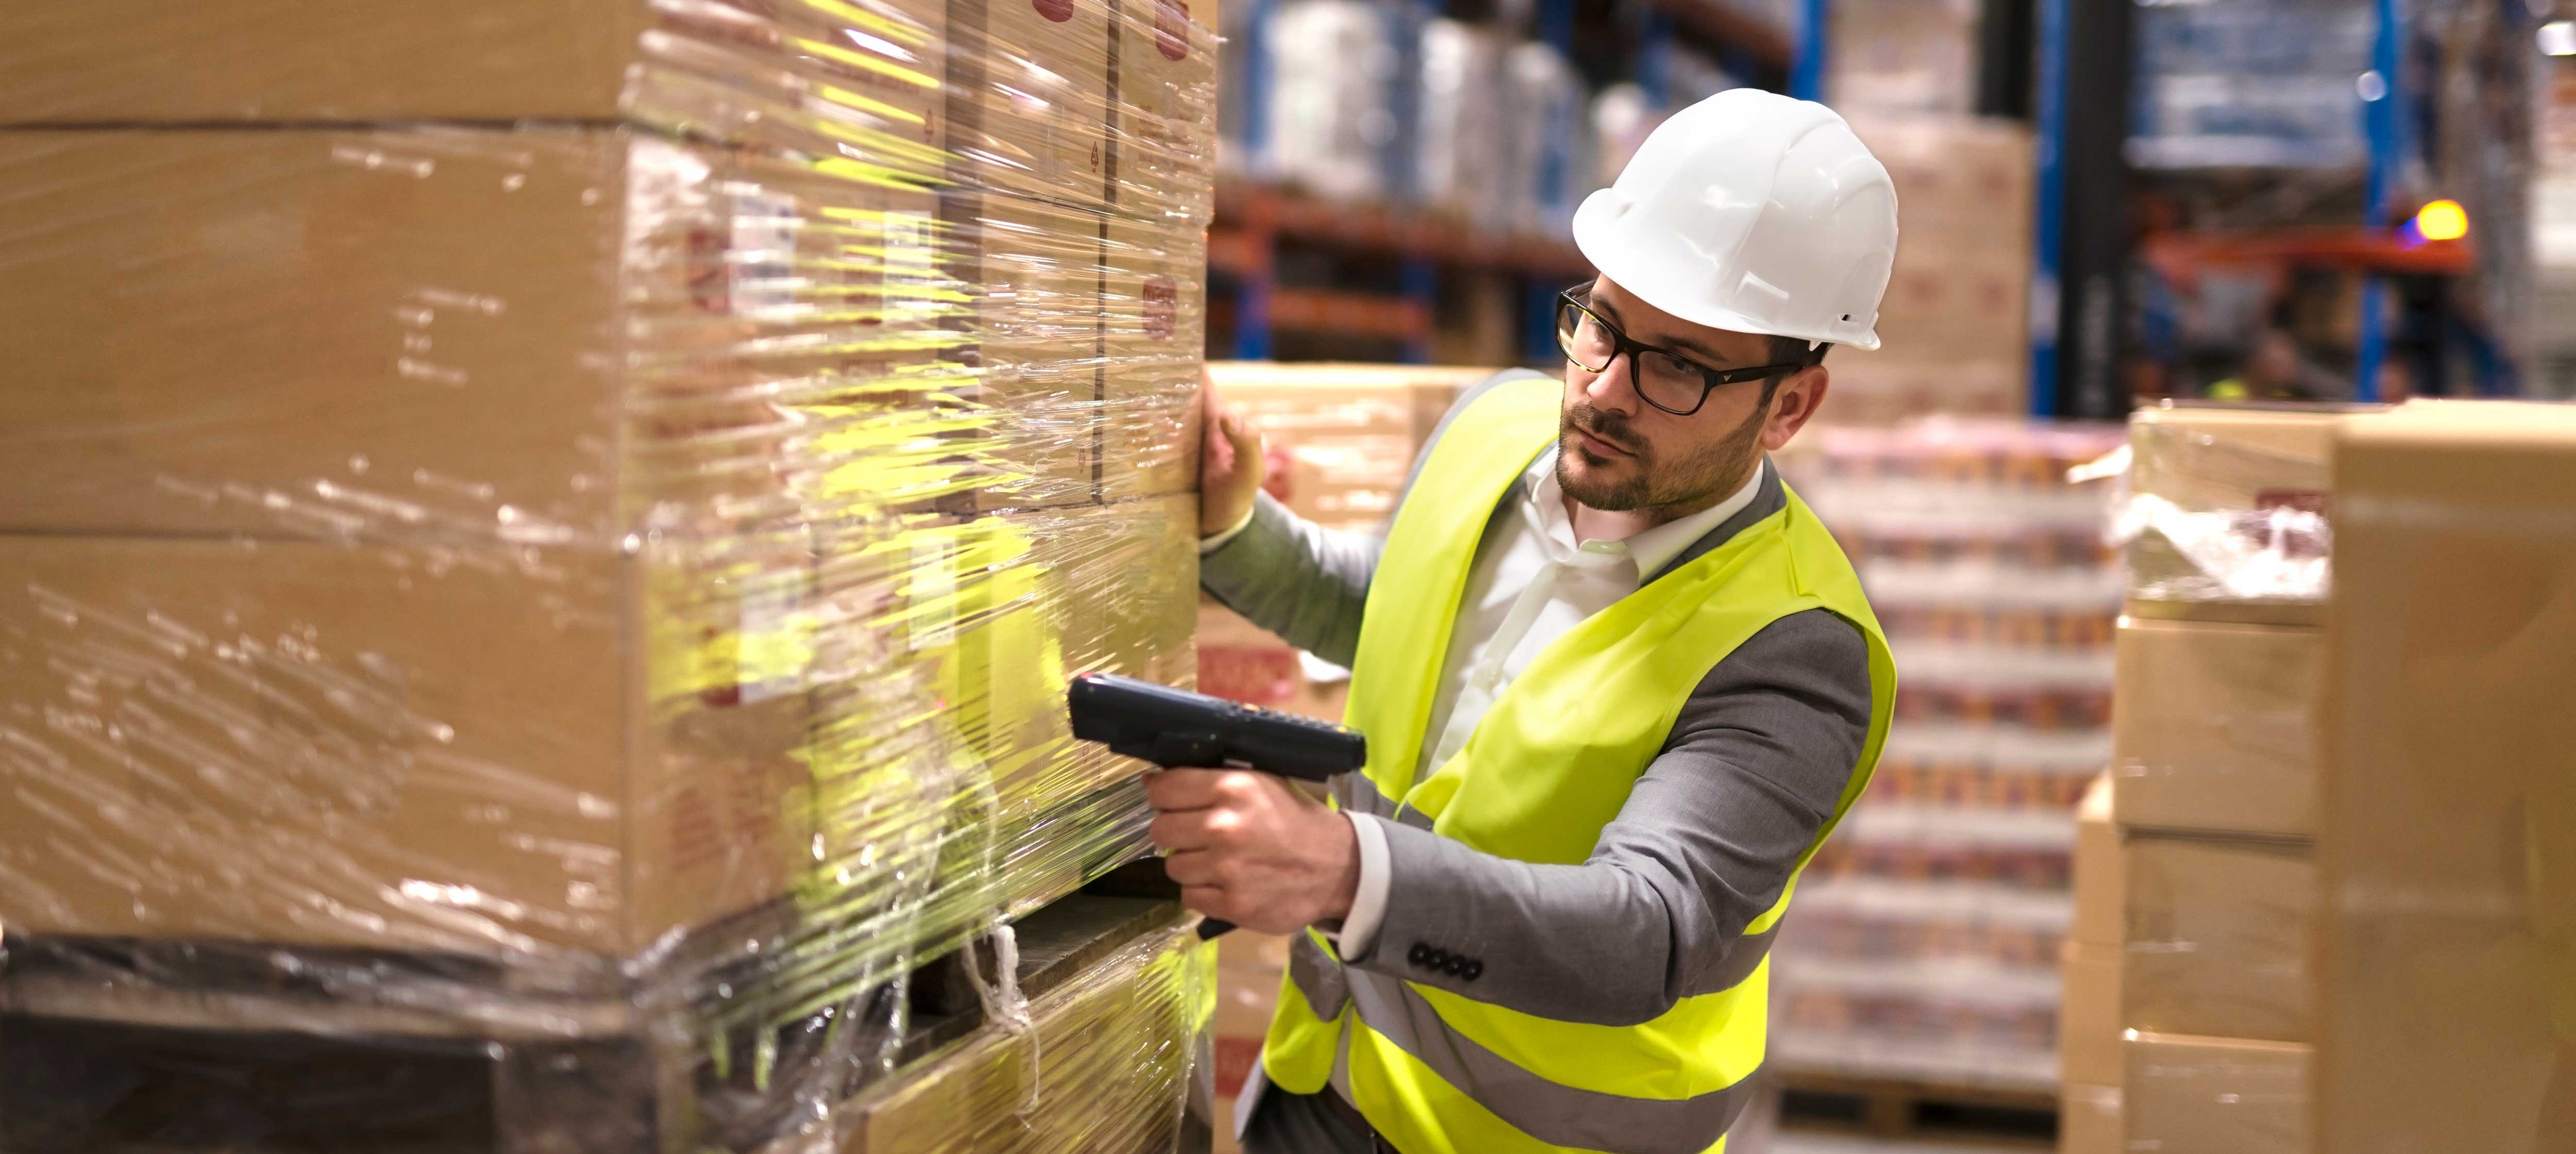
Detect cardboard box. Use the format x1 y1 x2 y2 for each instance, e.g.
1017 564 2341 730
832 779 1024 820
840 917 1212 1153
2124 405 2358 622
1850 116 2037 233
1871 254 2032 365
946 191 1116 510
1107 0 1223 222
1817 356 2027 424
0 1 950 133
2112 616 2323 837
0 495 1194 962
2061 941 2124 1086
2060 1082 2122 1154
0 127 956 539
1204 362 1494 533
0 533 818 958
2318 403 2576 1154
2123 1032 2311 1154
1100 213 1208 503
945 0 1115 210
2123 834 2316 1042
1833 10 1984 116
2073 772 2123 947
940 494 1200 816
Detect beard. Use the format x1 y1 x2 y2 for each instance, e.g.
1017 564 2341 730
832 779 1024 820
1556 397 1768 515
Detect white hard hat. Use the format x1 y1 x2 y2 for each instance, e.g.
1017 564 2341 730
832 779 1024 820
1571 89 1897 352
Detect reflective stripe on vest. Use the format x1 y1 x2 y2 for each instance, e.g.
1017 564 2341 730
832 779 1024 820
1258 375 1897 1154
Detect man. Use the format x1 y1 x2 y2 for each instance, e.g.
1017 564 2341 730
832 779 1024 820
2207 329 2344 402
1151 89 1901 1154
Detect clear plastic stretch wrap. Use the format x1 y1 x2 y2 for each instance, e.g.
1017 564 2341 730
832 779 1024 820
0 0 1216 1149
2109 404 2353 614
831 911 1216 1153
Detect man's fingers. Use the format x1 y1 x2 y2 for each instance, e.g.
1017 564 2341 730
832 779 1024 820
1149 809 1214 852
1163 848 1221 888
1199 374 1232 471
1142 767 1228 812
1222 410 1261 462
1179 884 1230 922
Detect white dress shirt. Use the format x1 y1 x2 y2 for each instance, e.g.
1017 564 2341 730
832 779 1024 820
1332 450 1768 954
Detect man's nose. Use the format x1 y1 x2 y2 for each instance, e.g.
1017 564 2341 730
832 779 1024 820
1584 353 1641 416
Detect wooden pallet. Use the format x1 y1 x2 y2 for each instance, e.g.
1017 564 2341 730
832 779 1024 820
1775 1069 2059 1144
0 889 1184 1154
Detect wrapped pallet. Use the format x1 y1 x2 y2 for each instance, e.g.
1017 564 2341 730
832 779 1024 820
1774 419 2127 1093
836 911 1217 1153
0 0 1216 1149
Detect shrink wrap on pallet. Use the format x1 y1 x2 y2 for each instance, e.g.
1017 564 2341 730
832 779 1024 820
0 0 1217 1148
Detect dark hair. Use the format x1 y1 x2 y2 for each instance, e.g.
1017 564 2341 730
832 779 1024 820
1756 337 1828 406
1770 336 1832 369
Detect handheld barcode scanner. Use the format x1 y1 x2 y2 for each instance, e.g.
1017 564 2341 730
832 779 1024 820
1068 673 1367 938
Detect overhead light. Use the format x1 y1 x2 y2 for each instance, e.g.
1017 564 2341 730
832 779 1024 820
2415 199 2471 243
2541 20 2576 56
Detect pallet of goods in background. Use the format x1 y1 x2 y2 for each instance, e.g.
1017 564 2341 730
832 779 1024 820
1771 420 2128 1104
1195 361 1500 721
0 1 1224 1150
2061 400 2576 1154
2063 403 2340 1154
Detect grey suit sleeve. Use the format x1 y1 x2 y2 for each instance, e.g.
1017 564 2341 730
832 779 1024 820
1199 493 1383 668
1344 609 1875 1027
1198 369 1548 669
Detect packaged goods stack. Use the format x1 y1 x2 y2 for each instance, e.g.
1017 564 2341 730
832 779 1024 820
1194 362 1493 721
0 1 1220 1149
1243 0 1405 203
1826 0 2038 424
1829 0 1979 118
2129 0 2376 170
1772 419 2127 1095
1418 19 1513 233
2073 404 2352 1154
2316 403 2576 1154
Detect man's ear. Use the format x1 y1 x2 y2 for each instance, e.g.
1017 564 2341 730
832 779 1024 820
1760 366 1829 451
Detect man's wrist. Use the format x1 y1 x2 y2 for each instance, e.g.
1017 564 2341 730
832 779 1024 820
1334 812 1391 956
1198 501 1258 554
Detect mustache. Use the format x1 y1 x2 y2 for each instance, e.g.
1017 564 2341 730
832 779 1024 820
1564 405 1642 455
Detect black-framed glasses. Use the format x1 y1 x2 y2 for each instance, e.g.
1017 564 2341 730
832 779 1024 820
1555 289 1807 416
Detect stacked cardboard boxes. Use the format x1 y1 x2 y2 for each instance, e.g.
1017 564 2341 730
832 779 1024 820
2316 403 2576 1154
2058 774 2124 1148
0 2 1218 1149
2082 404 2348 1154
1194 362 1493 717
1834 117 2036 424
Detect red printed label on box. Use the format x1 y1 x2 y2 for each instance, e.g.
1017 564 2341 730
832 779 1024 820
1156 0 1191 60
1143 275 1178 339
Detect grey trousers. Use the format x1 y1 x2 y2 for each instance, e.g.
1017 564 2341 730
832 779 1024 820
1239 1085 1386 1154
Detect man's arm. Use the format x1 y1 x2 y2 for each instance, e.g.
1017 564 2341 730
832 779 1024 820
1342 609 1874 1027
1198 369 1551 670
1200 494 1382 670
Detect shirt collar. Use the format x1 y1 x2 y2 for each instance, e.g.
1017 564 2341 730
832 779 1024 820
1524 447 1769 579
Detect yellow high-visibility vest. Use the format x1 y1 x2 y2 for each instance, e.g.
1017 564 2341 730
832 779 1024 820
1258 375 1896 1154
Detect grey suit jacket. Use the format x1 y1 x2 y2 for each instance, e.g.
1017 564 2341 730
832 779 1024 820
1201 371 1874 1029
